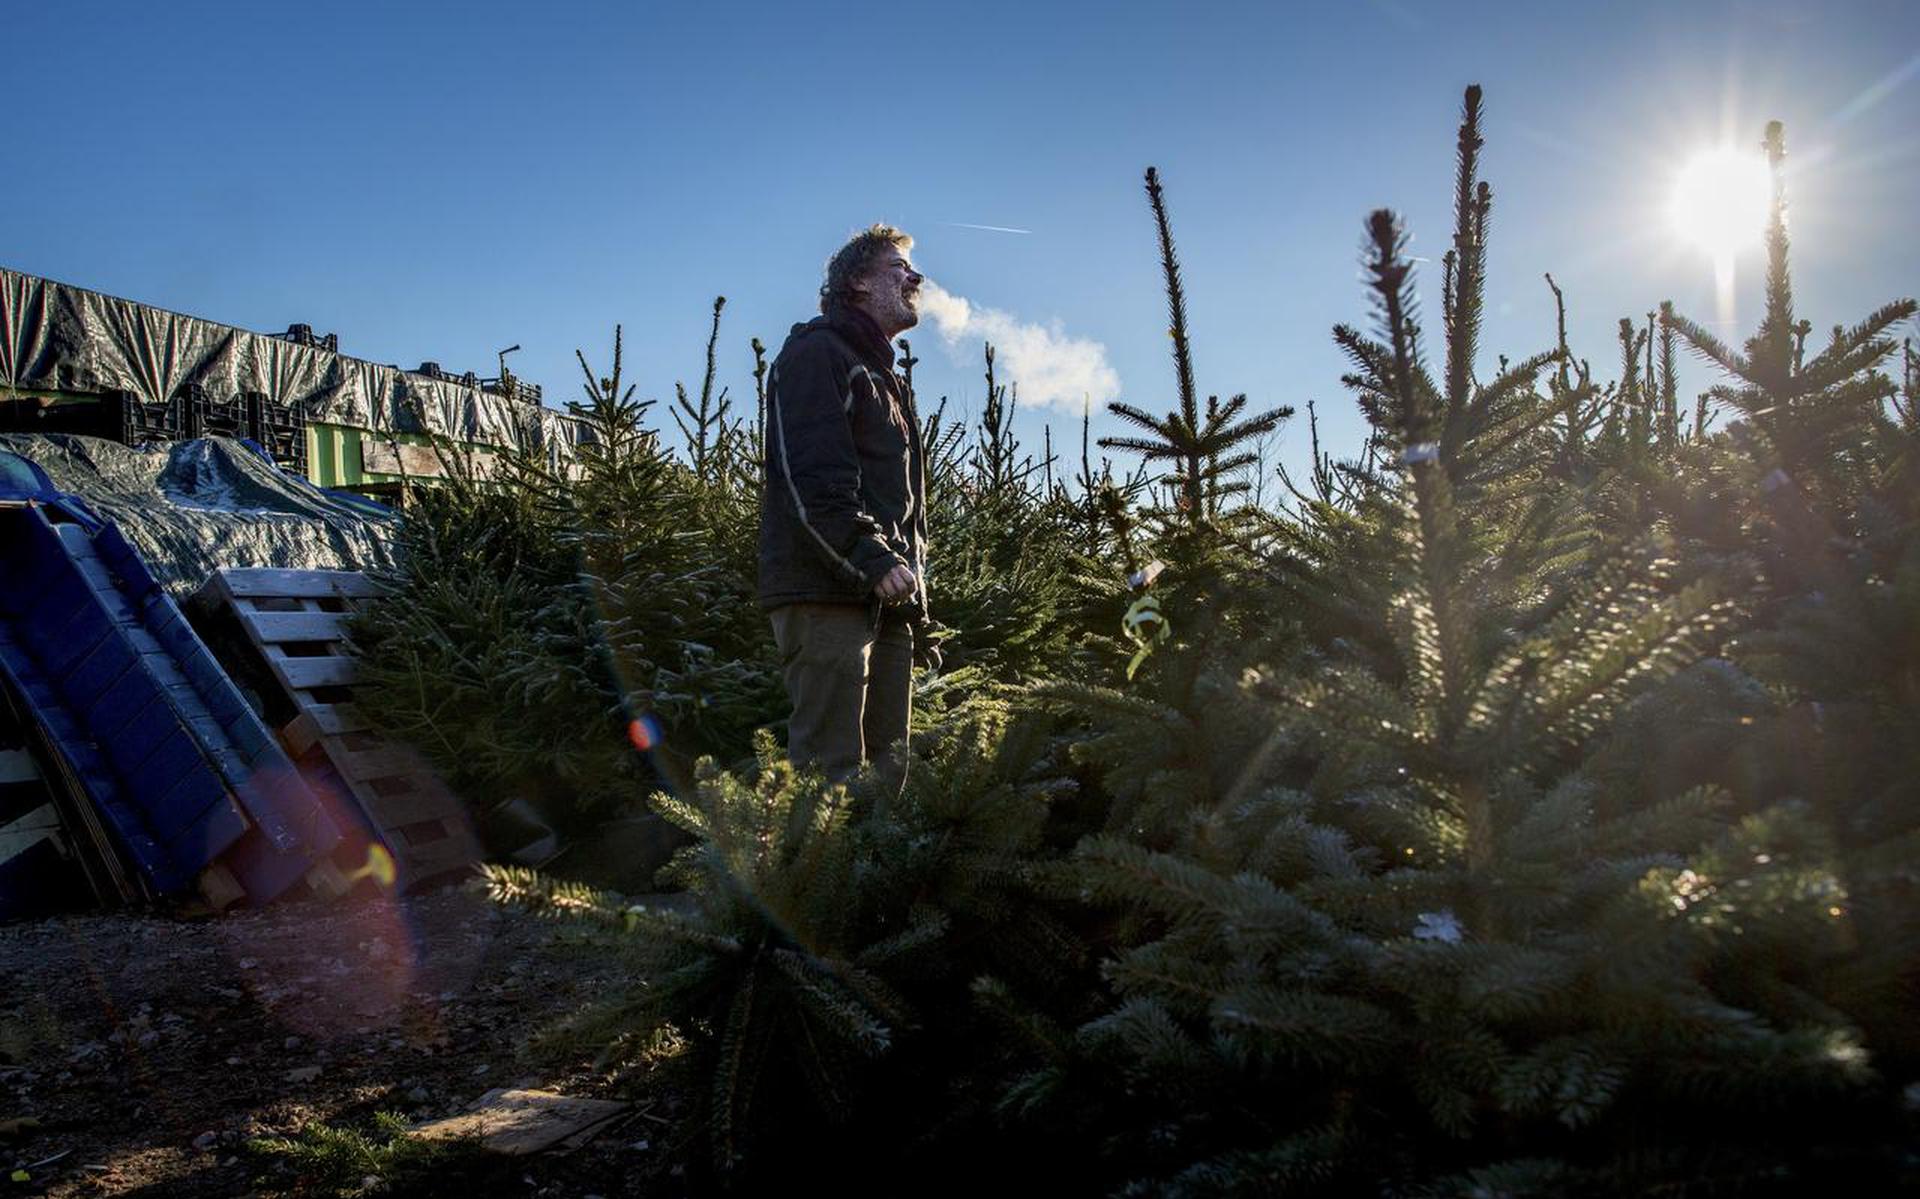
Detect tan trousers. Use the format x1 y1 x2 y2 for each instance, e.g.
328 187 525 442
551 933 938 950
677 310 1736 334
769 602 913 786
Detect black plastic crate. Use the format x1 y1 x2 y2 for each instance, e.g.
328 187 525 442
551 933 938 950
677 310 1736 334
0 387 307 472
243 392 309 475
114 392 181 445
187 390 248 439
252 424 308 475
244 391 307 435
0 390 178 445
275 323 339 353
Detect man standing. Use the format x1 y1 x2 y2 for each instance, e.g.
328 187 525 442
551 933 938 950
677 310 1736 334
758 224 934 782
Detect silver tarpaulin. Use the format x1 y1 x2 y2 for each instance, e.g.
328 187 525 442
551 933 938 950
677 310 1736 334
0 433 397 595
0 266 585 459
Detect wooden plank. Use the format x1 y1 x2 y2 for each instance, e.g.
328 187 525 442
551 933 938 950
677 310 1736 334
335 745 419 785
281 712 323 759
268 653 359 690
217 568 385 600
304 702 368 735
243 611 352 645
303 858 353 900
281 706 367 758
198 863 246 911
409 1090 627 1156
190 565 482 887
392 833 479 880
342 782 469 830
368 820 480 879
399 815 474 846
361 437 501 481
361 440 446 478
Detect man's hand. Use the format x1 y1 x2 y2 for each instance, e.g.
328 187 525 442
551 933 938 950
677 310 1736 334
873 562 917 603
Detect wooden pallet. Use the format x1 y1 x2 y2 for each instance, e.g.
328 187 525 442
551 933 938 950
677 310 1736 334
189 568 481 887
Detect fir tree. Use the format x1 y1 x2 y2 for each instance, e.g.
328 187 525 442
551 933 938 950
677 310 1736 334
1019 88 1896 1196
1541 272 1604 468
486 703 1079 1188
917 342 1095 682
1663 122 1916 503
672 295 733 482
1656 301 1680 452
1661 119 1920 1098
1101 168 1292 534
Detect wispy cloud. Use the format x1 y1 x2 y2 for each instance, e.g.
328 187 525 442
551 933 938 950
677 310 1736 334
939 221 1034 235
1364 0 1424 30
917 282 1120 416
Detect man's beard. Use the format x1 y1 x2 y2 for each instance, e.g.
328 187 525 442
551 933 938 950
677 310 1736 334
886 289 920 331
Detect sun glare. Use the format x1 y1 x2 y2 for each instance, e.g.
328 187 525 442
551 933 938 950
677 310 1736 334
1668 147 1773 259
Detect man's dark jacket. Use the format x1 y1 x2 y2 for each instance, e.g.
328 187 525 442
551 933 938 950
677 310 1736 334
757 307 929 620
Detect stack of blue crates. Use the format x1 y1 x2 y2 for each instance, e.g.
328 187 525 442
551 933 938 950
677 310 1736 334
0 455 353 913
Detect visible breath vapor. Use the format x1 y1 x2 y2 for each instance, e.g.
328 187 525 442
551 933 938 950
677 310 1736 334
916 282 1120 416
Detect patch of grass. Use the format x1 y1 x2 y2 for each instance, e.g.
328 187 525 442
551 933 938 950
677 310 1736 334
244 1111 464 1197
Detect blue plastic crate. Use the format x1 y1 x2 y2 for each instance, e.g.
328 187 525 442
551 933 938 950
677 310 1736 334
0 496 359 907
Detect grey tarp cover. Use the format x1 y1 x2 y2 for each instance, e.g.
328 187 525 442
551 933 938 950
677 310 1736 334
0 434 397 595
1 265 585 460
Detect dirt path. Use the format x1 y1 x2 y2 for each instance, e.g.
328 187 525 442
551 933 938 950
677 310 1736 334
0 886 679 1197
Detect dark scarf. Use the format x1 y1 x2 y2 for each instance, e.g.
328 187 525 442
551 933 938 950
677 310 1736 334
826 304 898 373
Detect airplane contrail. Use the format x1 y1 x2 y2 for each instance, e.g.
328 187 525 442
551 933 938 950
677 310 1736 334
1828 51 1920 128
940 221 1034 235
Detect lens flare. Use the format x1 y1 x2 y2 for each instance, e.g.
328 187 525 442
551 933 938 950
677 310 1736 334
627 713 663 753
211 775 480 1045
1668 147 1773 259
344 844 399 889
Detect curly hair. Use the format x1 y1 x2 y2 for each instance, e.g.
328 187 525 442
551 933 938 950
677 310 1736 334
820 223 914 315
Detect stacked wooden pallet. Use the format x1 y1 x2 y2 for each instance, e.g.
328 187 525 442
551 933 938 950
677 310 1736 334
189 567 480 889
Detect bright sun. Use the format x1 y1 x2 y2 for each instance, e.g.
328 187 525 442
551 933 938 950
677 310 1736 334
1668 147 1774 259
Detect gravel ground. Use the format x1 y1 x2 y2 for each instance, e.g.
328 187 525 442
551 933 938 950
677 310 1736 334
0 885 683 1197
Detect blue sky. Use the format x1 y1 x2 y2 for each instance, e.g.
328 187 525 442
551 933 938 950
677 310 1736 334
5 0 1916 492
